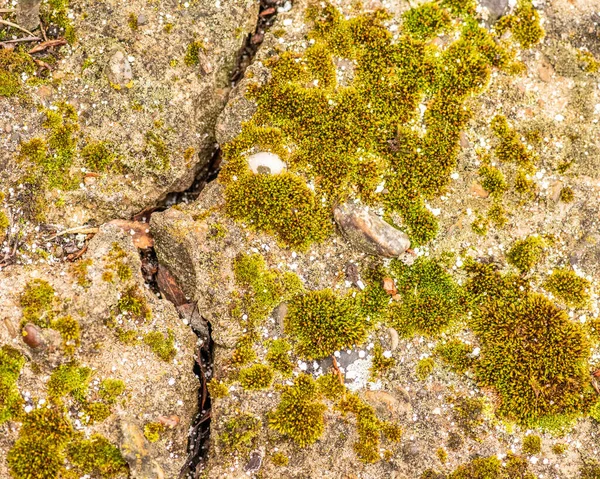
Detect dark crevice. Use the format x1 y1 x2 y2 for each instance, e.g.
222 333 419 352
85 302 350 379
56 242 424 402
132 1 290 477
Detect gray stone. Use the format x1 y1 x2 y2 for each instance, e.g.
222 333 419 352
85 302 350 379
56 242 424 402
120 420 166 479
333 203 410 257
106 50 133 88
480 0 509 22
16 0 41 31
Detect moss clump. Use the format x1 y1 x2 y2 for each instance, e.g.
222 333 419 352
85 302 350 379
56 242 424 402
0 345 25 424
479 164 507 196
47 362 91 403
496 0 544 49
239 363 274 390
471 214 488 236
81 141 121 172
83 401 112 423
72 258 93 288
0 49 35 97
0 210 9 231
490 115 537 172
338 392 402 463
184 40 205 66
67 434 128 476
402 2 452 41
234 253 303 327
472 292 595 426
145 130 170 170
487 200 508 228
543 268 590 309
8 407 73 479
269 374 327 447
220 413 261 456
356 266 391 321
207 378 229 399
416 357 435 380
577 50 600 73
221 4 520 248
506 236 545 273
522 434 541 455
20 279 56 327
448 395 488 438
224 171 333 250
51 316 81 355
231 333 258 367
266 339 294 376
558 186 574 203
551 443 568 455
117 286 152 321
435 339 474 374
589 399 600 423
580 460 600 479
128 12 138 31
370 343 395 379
285 289 368 359
144 422 165 443
43 0 76 43
388 257 465 337
436 447 448 463
315 371 346 401
448 454 536 478
271 452 289 466
144 330 176 362
98 378 126 403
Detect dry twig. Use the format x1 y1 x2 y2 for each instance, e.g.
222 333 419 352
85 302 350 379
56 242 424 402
29 38 67 53
0 18 36 37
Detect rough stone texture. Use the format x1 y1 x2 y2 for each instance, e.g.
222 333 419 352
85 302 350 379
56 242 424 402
0 0 258 227
0 224 198 478
334 202 411 258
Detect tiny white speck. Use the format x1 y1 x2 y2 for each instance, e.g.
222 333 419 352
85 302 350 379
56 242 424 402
168 378 176 386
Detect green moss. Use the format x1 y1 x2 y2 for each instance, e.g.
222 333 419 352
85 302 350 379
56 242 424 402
416 357 435 380
337 392 402 463
357 266 392 321
144 422 165 442
402 2 452 41
479 164 507 196
551 443 568 454
224 170 333 250
128 12 138 31
558 186 574 203
440 0 476 16
239 363 274 390
577 50 600 73
271 452 289 466
0 210 8 231
184 40 205 66
471 214 488 236
580 460 600 479
231 333 258 366
47 362 91 403
471 292 595 426
266 339 294 376
114 328 140 345
207 378 230 399
221 5 520 248
43 0 76 43
67 434 128 476
370 343 395 379
72 258 93 287
51 315 81 355
0 345 25 424
448 454 536 478
436 447 448 463
514 168 535 197
144 330 176 362
220 413 261 456
83 401 112 423
99 378 126 403
234 253 303 327
543 268 590 309
145 130 170 170
490 115 537 171
506 236 545 273
117 286 152 321
435 339 473 374
590 399 600 423
496 0 544 49
522 434 541 455
387 257 465 337
285 289 369 359
8 435 66 479
20 279 56 327
448 394 488 438
81 141 121 172
315 371 346 401
0 49 35 97
269 374 327 447
487 200 508 228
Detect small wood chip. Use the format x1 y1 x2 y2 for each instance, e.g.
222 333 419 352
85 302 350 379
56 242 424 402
382 277 397 296
108 219 154 249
